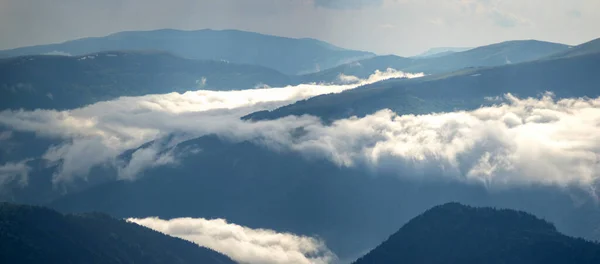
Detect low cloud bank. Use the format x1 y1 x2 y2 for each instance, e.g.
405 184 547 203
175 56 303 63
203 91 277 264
0 70 599 192
338 68 425 84
128 217 337 264
274 94 600 188
0 69 419 183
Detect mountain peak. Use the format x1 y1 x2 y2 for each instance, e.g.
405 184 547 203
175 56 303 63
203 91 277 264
354 203 600 264
419 202 558 233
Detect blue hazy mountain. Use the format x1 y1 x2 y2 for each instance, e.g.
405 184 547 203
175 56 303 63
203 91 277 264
247 47 600 122
300 40 570 83
354 203 600 264
0 50 292 110
300 54 416 83
547 37 600 58
0 202 235 264
0 29 375 75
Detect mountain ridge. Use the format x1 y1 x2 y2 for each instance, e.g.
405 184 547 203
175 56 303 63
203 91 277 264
0 50 292 110
0 202 235 264
249 48 600 122
546 37 600 58
300 39 570 83
0 28 375 75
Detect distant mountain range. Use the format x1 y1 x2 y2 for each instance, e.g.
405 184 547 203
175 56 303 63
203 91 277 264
354 203 600 264
0 50 291 110
1 31 589 111
300 40 571 83
0 29 375 75
0 202 234 264
247 40 600 122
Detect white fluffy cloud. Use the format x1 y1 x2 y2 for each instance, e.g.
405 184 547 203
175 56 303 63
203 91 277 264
128 217 337 264
276 94 600 188
1 70 599 191
0 70 417 183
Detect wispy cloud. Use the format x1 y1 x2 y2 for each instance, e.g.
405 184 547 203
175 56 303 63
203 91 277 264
428 18 446 26
489 8 530 28
378 24 396 29
128 217 337 264
0 159 31 188
457 0 530 27
117 145 176 181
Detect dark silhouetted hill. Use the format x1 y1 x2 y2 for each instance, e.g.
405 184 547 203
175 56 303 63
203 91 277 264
0 202 234 264
354 203 600 264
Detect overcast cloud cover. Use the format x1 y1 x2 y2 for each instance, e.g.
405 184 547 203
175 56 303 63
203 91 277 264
0 0 598 55
128 217 336 264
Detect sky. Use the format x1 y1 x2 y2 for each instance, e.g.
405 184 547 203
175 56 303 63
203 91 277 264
0 0 599 57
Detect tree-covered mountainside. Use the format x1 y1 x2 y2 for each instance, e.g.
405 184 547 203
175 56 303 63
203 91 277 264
0 51 292 110
248 50 600 122
0 29 374 75
0 202 235 264
300 40 570 83
354 203 600 264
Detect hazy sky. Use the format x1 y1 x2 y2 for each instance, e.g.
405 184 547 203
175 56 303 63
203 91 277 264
1 0 599 56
